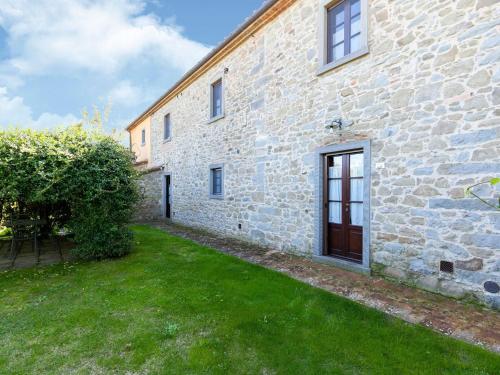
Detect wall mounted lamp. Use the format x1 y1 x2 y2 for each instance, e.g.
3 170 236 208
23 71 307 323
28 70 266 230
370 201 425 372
325 117 354 133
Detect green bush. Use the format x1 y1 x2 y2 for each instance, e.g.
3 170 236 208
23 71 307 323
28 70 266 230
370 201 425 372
0 126 139 260
0 226 12 237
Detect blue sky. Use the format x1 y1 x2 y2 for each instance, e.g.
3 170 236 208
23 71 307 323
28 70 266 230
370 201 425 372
0 0 263 133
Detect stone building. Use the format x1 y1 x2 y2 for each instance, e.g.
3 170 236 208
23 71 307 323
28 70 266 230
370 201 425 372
127 0 500 308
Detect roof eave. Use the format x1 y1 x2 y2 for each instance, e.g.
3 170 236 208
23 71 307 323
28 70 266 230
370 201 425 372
126 0 285 132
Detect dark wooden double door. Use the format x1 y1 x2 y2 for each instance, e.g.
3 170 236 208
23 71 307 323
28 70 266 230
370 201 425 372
324 152 364 263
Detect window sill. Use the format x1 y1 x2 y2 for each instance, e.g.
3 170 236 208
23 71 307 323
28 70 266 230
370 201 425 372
209 194 224 200
208 114 225 124
162 138 172 144
317 47 369 76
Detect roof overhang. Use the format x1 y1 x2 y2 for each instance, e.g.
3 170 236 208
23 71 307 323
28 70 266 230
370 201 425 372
126 0 296 132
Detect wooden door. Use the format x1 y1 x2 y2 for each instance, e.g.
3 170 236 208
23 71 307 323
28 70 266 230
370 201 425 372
324 152 364 263
165 175 171 219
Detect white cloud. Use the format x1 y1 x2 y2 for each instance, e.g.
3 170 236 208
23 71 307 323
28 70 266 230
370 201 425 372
107 80 143 106
0 0 213 132
0 87 80 130
0 0 212 75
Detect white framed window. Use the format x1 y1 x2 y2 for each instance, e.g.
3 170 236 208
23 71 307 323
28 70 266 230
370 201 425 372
141 128 146 145
318 0 368 75
209 78 224 122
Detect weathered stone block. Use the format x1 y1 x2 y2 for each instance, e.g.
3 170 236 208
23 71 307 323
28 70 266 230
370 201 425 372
437 163 500 175
467 70 491 88
463 234 500 249
390 89 414 109
476 0 498 9
456 258 483 271
414 167 433 175
439 280 466 298
383 242 405 254
409 259 433 275
443 82 465 98
463 96 489 111
492 87 500 105
434 46 458 66
414 185 439 197
393 177 416 186
450 129 497 146
417 84 443 104
429 198 497 211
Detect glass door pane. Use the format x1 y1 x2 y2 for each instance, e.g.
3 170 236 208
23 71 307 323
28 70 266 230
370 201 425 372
329 179 342 201
328 156 343 178
349 153 363 226
350 178 363 201
350 153 363 177
329 202 342 224
350 203 363 226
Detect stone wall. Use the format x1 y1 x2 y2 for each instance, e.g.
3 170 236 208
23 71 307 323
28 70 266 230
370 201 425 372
138 0 499 307
134 167 163 222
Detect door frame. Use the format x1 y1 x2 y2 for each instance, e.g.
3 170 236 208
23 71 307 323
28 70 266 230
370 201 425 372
161 172 172 220
313 140 371 274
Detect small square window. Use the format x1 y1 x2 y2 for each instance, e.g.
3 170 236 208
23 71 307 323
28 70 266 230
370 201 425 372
164 114 171 140
211 79 223 119
209 164 224 199
141 128 146 145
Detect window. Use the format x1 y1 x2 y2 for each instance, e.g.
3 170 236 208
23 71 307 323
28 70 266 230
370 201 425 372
141 128 146 145
209 164 224 199
164 114 171 140
319 0 368 74
210 79 223 119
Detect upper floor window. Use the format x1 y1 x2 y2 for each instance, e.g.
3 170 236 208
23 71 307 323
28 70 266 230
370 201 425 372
164 114 171 140
141 128 146 145
319 0 368 74
210 79 223 119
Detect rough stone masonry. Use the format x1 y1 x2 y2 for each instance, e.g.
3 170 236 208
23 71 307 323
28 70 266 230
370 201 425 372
132 0 500 308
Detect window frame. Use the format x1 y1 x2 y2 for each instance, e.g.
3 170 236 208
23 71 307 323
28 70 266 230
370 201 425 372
209 78 224 123
141 128 146 146
209 163 224 199
318 0 369 76
163 113 172 142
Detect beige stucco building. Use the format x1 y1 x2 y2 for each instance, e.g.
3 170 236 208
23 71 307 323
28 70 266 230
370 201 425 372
129 116 151 167
128 0 500 308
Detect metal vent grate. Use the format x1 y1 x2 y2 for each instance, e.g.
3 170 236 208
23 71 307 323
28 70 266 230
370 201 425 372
440 261 454 274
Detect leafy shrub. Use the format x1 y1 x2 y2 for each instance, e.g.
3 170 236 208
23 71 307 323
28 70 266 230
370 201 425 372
0 226 12 237
0 126 139 260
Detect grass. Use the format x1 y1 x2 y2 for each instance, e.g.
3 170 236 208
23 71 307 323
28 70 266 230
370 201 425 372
0 225 498 374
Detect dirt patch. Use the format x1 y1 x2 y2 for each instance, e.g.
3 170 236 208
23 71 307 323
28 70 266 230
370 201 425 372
0 239 73 271
148 221 500 353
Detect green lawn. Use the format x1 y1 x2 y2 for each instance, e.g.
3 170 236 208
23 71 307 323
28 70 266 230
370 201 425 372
0 226 498 374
